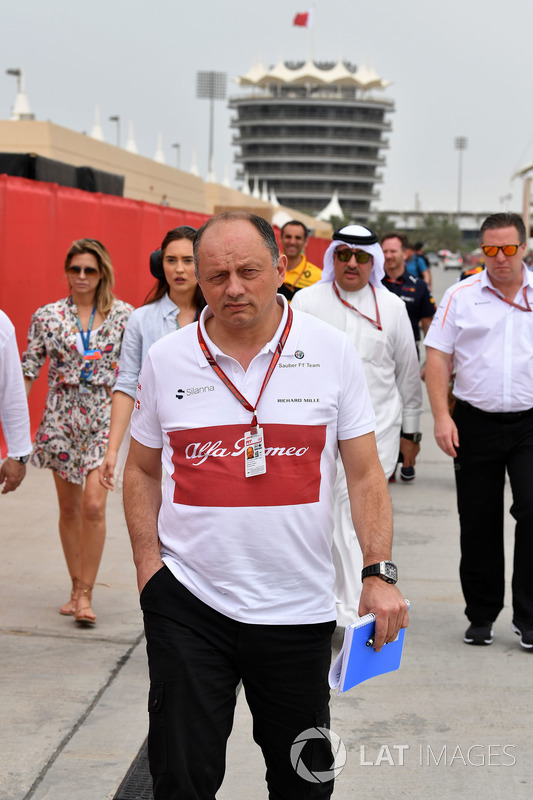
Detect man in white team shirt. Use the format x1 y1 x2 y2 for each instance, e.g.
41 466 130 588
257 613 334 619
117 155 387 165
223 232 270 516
123 211 408 800
425 211 533 650
0 309 32 493
292 225 422 626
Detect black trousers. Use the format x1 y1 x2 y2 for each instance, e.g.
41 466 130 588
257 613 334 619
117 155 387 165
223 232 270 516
140 565 336 800
453 401 533 625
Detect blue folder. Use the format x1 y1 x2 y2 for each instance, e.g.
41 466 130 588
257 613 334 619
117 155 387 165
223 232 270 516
329 604 409 695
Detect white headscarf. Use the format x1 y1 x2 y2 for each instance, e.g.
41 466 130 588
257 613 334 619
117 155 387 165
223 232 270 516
321 224 385 288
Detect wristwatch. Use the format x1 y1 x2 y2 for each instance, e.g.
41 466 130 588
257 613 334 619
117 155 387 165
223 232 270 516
12 454 30 464
401 432 422 443
361 561 398 584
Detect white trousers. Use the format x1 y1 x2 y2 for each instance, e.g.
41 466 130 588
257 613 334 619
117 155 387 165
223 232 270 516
332 430 398 627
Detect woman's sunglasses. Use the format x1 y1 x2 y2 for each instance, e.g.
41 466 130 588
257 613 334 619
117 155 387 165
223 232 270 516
67 266 99 275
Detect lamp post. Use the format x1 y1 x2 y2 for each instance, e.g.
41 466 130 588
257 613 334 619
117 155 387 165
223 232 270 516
523 178 531 243
454 136 468 228
196 71 227 178
172 143 181 169
109 115 121 148
499 193 512 211
6 68 34 120
6 68 22 91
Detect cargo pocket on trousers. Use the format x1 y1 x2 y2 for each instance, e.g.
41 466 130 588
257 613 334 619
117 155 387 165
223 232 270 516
307 706 335 783
147 683 167 774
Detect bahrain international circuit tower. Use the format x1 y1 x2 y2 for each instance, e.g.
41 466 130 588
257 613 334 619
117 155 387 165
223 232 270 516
229 59 394 222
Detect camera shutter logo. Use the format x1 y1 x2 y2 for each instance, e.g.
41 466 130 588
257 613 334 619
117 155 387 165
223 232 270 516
290 727 347 783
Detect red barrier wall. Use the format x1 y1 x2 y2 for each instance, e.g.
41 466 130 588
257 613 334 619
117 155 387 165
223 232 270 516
301 237 327 269
0 175 328 444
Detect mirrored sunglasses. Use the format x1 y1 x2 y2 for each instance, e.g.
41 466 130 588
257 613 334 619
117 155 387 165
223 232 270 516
481 244 522 258
335 249 371 264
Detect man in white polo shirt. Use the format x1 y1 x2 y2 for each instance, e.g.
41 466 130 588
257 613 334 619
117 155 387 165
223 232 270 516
0 309 32 493
425 212 533 650
123 211 408 799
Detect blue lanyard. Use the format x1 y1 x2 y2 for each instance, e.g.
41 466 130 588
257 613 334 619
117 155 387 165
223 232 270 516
73 302 97 352
70 299 99 385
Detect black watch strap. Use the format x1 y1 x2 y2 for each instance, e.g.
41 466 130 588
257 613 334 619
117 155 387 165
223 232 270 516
401 432 422 443
361 561 398 584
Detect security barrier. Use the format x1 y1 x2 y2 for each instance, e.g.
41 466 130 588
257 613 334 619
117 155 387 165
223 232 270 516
0 174 328 441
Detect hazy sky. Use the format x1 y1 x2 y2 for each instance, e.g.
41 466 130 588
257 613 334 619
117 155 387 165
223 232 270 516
2 0 532 215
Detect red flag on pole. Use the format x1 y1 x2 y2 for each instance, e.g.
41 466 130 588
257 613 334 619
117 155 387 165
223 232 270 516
293 11 312 27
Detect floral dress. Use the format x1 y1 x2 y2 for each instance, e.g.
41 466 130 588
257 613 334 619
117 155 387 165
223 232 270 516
22 296 133 484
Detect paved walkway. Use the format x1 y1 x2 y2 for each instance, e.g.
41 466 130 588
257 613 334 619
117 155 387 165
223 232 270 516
2 277 532 799
2 401 531 799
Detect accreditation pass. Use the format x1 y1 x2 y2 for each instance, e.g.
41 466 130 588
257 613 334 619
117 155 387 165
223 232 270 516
244 426 266 477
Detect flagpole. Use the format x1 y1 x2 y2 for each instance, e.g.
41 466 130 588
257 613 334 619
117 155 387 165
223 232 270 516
310 3 316 62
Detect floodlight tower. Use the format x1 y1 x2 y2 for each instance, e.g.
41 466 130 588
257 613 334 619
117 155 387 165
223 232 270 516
196 71 227 179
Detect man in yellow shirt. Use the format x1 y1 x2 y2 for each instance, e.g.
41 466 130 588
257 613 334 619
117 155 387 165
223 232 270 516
278 220 322 301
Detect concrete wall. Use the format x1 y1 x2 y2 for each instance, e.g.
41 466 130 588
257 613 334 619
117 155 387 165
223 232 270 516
0 120 207 211
0 120 333 237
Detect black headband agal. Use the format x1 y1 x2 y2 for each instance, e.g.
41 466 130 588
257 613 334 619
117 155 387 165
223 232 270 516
332 228 378 246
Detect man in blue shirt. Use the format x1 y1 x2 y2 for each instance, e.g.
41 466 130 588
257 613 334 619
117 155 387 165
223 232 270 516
405 240 431 289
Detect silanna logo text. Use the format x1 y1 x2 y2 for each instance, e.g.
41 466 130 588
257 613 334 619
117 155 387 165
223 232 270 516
176 386 215 399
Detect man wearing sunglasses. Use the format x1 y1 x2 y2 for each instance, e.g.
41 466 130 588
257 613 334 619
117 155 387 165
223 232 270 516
292 224 422 626
425 212 533 650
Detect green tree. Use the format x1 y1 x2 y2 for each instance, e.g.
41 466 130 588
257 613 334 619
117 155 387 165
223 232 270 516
367 213 397 239
411 216 463 252
327 213 352 231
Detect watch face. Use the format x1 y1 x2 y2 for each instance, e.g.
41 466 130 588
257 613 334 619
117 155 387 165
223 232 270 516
362 561 398 583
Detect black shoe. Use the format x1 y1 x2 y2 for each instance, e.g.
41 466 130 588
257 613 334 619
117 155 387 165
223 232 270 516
400 465 415 482
511 620 533 650
464 621 493 645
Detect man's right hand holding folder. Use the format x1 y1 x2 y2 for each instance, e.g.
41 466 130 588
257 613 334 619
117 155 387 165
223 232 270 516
358 574 408 652
338 436 409 653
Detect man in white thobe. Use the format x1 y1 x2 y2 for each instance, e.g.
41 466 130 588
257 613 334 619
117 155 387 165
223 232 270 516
292 225 422 625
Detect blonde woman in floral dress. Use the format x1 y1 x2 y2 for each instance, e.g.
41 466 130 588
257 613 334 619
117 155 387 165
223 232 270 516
22 239 133 626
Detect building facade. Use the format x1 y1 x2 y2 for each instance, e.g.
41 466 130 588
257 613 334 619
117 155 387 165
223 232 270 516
230 60 394 222
378 209 495 243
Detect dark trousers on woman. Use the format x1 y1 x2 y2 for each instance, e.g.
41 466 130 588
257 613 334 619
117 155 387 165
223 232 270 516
453 401 533 625
140 565 336 800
